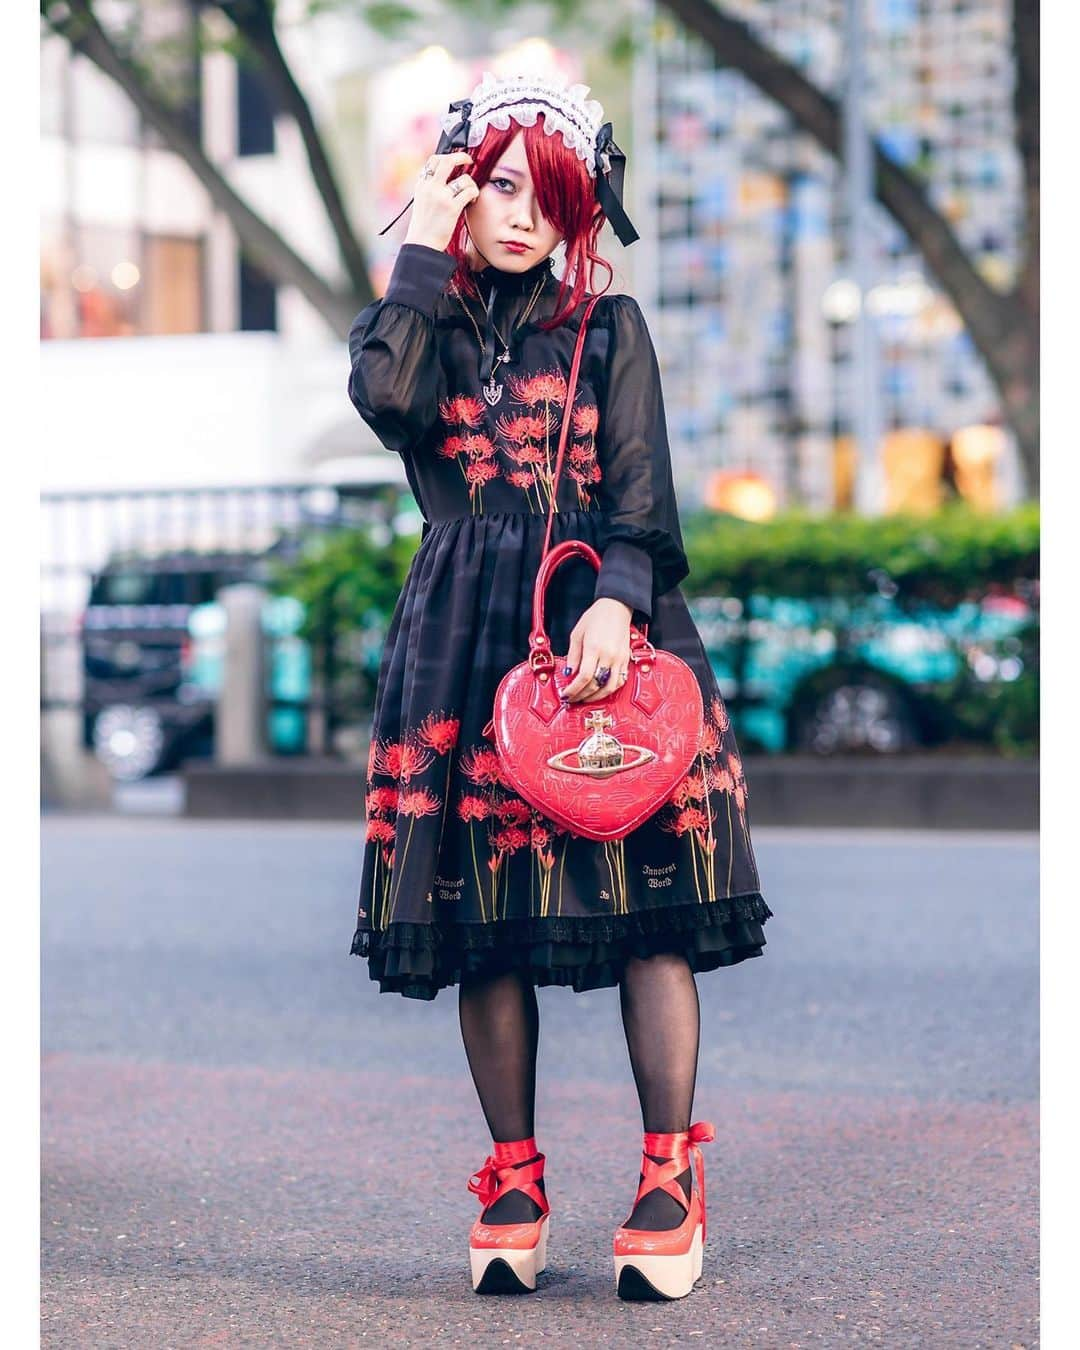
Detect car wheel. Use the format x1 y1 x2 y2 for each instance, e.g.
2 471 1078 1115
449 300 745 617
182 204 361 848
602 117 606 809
791 673 918 755
91 704 168 781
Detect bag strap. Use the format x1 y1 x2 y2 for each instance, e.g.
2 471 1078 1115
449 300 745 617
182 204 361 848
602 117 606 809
540 292 605 564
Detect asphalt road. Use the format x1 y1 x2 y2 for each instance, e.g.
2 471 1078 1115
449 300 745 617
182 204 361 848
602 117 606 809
42 818 1038 1348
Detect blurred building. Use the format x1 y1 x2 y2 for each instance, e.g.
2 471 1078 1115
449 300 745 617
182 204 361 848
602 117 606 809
39 2 344 345
40 1 1026 509
635 0 1026 511
39 0 377 494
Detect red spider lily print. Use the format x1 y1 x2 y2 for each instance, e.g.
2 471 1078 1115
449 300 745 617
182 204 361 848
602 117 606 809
417 713 461 756
464 458 500 492
567 403 601 508
496 371 601 512
452 743 573 921
496 412 554 445
438 394 486 428
459 745 505 787
432 373 603 514
372 739 435 782
436 434 465 460
438 399 502 512
658 694 752 901
507 371 568 408
572 405 599 437
366 715 459 929
359 685 756 937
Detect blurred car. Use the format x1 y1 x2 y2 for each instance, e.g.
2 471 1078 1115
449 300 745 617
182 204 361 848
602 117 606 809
77 474 413 780
690 588 1036 754
80 553 256 780
81 559 314 781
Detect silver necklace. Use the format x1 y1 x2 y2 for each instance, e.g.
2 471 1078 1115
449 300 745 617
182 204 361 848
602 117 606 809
453 275 546 406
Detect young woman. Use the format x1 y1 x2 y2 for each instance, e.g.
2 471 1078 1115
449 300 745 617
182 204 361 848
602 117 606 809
347 71 773 1302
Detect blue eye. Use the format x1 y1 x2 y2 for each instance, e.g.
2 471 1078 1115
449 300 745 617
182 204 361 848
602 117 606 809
490 177 515 193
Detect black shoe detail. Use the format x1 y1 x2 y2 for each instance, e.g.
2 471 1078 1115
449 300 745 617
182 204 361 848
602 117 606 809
474 1258 535 1295
617 1264 678 1302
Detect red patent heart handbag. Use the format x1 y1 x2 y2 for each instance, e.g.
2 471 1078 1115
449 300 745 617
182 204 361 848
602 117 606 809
481 294 705 841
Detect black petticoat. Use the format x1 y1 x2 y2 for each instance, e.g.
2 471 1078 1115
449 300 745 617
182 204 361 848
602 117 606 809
351 890 771 1000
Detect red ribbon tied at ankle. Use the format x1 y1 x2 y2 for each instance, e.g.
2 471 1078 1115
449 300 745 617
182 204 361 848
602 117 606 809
687 1120 716 1244
467 1156 501 1208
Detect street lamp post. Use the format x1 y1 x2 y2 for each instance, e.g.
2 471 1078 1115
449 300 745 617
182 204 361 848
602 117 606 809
842 0 886 514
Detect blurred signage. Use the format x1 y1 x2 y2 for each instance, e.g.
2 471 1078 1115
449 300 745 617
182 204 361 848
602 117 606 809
705 470 777 521
951 423 1005 513
882 428 945 515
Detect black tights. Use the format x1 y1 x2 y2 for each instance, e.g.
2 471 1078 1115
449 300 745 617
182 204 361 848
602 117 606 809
457 951 701 1228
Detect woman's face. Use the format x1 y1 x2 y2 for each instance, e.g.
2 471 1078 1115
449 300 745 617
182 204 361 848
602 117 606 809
463 130 563 273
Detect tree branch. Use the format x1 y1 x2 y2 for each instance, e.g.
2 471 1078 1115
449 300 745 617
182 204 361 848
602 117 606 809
215 0 371 296
43 0 364 337
660 0 1038 485
662 0 1016 338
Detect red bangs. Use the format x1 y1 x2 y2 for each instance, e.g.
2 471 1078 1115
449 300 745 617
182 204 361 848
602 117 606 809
445 113 613 329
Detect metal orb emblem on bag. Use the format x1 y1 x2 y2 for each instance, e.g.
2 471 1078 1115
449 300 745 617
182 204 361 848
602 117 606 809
547 710 657 778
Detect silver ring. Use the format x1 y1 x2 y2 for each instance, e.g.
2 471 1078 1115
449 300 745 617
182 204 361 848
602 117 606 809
420 163 436 179
450 179 467 196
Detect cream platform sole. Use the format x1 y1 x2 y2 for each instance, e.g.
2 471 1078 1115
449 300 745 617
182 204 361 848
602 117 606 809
613 1222 703 1301
470 1214 549 1294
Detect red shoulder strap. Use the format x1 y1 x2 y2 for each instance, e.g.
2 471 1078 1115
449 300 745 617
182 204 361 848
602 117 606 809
540 293 605 562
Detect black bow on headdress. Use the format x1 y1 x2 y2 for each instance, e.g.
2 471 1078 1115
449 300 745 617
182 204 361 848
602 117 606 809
377 99 474 236
378 100 639 246
593 123 639 247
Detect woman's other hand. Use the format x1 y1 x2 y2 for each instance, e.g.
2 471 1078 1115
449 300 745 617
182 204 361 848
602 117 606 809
404 151 480 252
559 598 633 704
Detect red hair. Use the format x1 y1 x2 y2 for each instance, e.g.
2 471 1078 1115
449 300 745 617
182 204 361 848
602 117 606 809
444 113 613 329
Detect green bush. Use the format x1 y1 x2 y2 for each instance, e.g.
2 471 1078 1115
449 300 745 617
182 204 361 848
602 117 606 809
267 526 418 720
269 502 1039 753
680 500 1039 606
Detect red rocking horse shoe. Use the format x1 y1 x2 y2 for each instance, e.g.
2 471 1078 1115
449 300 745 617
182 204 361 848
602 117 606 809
613 1120 716 1300
467 1137 550 1294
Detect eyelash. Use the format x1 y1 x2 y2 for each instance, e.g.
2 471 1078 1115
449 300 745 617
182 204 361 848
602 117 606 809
490 177 515 194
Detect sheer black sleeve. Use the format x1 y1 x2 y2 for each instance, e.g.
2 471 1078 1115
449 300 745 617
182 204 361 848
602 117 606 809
347 243 457 452
591 294 690 621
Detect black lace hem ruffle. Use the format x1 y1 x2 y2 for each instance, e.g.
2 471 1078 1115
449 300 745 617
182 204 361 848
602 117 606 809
350 891 773 1000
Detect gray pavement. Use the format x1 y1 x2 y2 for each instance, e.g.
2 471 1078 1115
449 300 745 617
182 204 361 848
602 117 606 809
42 818 1038 1348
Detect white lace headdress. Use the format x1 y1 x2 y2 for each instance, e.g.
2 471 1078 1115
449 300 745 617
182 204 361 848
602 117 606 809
438 71 607 178
379 69 639 246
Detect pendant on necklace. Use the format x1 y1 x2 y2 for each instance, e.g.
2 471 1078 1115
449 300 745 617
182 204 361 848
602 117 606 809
483 351 511 405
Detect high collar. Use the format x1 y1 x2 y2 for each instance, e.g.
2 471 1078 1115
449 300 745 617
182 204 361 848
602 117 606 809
473 254 555 299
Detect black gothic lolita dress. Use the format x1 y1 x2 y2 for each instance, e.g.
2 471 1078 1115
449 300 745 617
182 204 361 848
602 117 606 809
347 242 772 999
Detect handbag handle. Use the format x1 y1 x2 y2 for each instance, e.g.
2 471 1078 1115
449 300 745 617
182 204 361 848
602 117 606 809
527 538 655 673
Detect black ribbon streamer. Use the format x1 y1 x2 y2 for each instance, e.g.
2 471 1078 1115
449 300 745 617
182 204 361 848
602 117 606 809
593 122 639 247
479 283 500 386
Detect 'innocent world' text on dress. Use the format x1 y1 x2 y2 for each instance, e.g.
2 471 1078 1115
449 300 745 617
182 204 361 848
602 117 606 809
346 244 772 1000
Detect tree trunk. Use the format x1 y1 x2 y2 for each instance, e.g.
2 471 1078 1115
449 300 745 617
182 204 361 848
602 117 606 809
44 0 362 338
660 0 1039 490
216 1 372 299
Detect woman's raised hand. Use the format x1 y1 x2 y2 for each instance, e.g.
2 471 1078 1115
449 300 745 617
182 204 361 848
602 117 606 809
559 599 634 705
404 151 480 252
